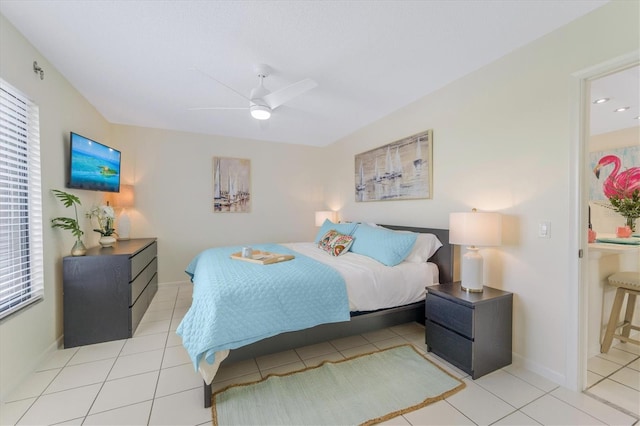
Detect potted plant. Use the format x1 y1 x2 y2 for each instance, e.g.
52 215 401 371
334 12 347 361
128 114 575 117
51 189 86 256
87 205 117 247
606 189 640 235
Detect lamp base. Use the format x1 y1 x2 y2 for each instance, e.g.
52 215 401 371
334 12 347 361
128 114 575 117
117 209 131 241
460 246 484 293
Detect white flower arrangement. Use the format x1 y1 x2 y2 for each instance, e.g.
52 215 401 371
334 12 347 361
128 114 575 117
87 205 117 237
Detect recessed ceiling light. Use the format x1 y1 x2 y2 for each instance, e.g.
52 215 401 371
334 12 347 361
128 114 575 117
635 116 640 120
593 98 610 104
614 106 630 112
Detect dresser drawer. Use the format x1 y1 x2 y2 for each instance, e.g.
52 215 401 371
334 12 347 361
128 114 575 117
131 257 157 305
131 241 157 280
426 319 472 372
426 293 473 338
131 273 158 334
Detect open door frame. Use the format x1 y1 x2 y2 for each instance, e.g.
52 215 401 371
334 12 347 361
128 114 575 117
567 51 640 391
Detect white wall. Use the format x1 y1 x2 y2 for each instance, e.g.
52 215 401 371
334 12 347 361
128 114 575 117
0 14 112 399
111 124 328 283
324 1 639 383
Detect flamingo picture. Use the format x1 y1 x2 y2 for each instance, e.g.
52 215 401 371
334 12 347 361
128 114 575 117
593 155 640 198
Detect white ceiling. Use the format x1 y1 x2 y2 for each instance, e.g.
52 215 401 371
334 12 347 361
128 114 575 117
590 65 640 136
1 0 618 147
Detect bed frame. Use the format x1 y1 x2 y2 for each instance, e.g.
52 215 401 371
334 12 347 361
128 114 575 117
202 225 453 407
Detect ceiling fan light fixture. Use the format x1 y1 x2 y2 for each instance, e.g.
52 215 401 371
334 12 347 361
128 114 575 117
250 104 271 120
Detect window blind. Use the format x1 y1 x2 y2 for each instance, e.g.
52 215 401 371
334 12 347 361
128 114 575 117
0 78 44 320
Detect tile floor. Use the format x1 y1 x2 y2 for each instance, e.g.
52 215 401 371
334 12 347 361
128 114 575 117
586 336 640 419
1 282 638 426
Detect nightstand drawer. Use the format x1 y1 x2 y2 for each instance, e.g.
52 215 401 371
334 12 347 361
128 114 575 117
426 293 473 338
426 319 472 372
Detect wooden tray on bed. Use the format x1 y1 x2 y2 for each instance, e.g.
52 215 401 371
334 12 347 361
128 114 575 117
230 250 295 265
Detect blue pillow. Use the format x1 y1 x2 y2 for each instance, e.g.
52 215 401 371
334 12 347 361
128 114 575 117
350 224 417 266
314 219 358 243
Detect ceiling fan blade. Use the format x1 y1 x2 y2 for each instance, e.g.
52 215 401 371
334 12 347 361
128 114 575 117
190 67 252 102
263 78 318 109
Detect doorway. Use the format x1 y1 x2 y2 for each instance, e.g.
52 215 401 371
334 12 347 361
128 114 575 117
579 63 639 416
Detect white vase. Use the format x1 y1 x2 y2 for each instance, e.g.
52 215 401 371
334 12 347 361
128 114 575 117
99 235 117 248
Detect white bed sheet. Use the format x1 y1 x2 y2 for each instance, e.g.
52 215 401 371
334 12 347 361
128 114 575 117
282 242 438 312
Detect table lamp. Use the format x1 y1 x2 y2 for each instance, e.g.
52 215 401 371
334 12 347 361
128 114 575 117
315 210 337 226
449 208 502 292
104 185 135 240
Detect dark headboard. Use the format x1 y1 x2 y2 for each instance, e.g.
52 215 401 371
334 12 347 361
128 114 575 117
379 225 453 284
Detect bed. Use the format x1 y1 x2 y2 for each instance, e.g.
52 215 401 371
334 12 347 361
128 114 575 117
177 224 453 408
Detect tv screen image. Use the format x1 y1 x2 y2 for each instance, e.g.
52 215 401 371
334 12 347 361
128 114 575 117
68 132 121 192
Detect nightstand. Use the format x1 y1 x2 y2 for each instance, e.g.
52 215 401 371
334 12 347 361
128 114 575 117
425 282 513 379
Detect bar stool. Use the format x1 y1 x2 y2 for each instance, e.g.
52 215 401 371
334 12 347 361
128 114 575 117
601 271 640 353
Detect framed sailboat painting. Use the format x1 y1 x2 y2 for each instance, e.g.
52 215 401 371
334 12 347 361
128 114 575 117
213 157 251 213
355 130 433 202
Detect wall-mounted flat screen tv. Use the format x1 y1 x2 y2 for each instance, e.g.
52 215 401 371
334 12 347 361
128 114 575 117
67 132 121 193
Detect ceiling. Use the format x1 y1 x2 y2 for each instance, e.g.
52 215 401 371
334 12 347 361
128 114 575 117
590 65 640 136
1 0 622 147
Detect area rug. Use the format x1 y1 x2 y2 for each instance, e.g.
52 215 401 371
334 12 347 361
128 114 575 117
212 344 465 425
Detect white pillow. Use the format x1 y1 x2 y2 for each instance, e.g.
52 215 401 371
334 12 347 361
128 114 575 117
403 233 443 263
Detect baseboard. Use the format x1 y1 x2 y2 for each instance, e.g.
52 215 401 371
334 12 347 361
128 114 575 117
511 352 565 387
158 280 190 288
0 336 63 403
588 343 602 359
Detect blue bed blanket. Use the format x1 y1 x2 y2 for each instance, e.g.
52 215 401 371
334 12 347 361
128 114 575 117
177 243 350 371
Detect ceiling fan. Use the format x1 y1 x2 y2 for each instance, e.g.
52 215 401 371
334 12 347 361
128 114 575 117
189 64 318 120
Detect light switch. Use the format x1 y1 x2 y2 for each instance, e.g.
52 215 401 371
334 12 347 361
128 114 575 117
539 221 551 238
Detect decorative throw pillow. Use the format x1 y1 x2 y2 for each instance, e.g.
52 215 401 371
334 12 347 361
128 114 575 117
317 230 354 256
314 219 358 243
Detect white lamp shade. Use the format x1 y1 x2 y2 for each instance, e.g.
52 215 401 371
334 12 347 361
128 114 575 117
315 211 337 227
449 211 502 247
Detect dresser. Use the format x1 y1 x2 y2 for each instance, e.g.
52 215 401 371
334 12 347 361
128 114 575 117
425 282 513 379
63 238 158 348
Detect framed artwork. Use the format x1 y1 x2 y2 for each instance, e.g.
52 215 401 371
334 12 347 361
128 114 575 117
213 157 251 212
589 145 639 201
355 130 433 202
